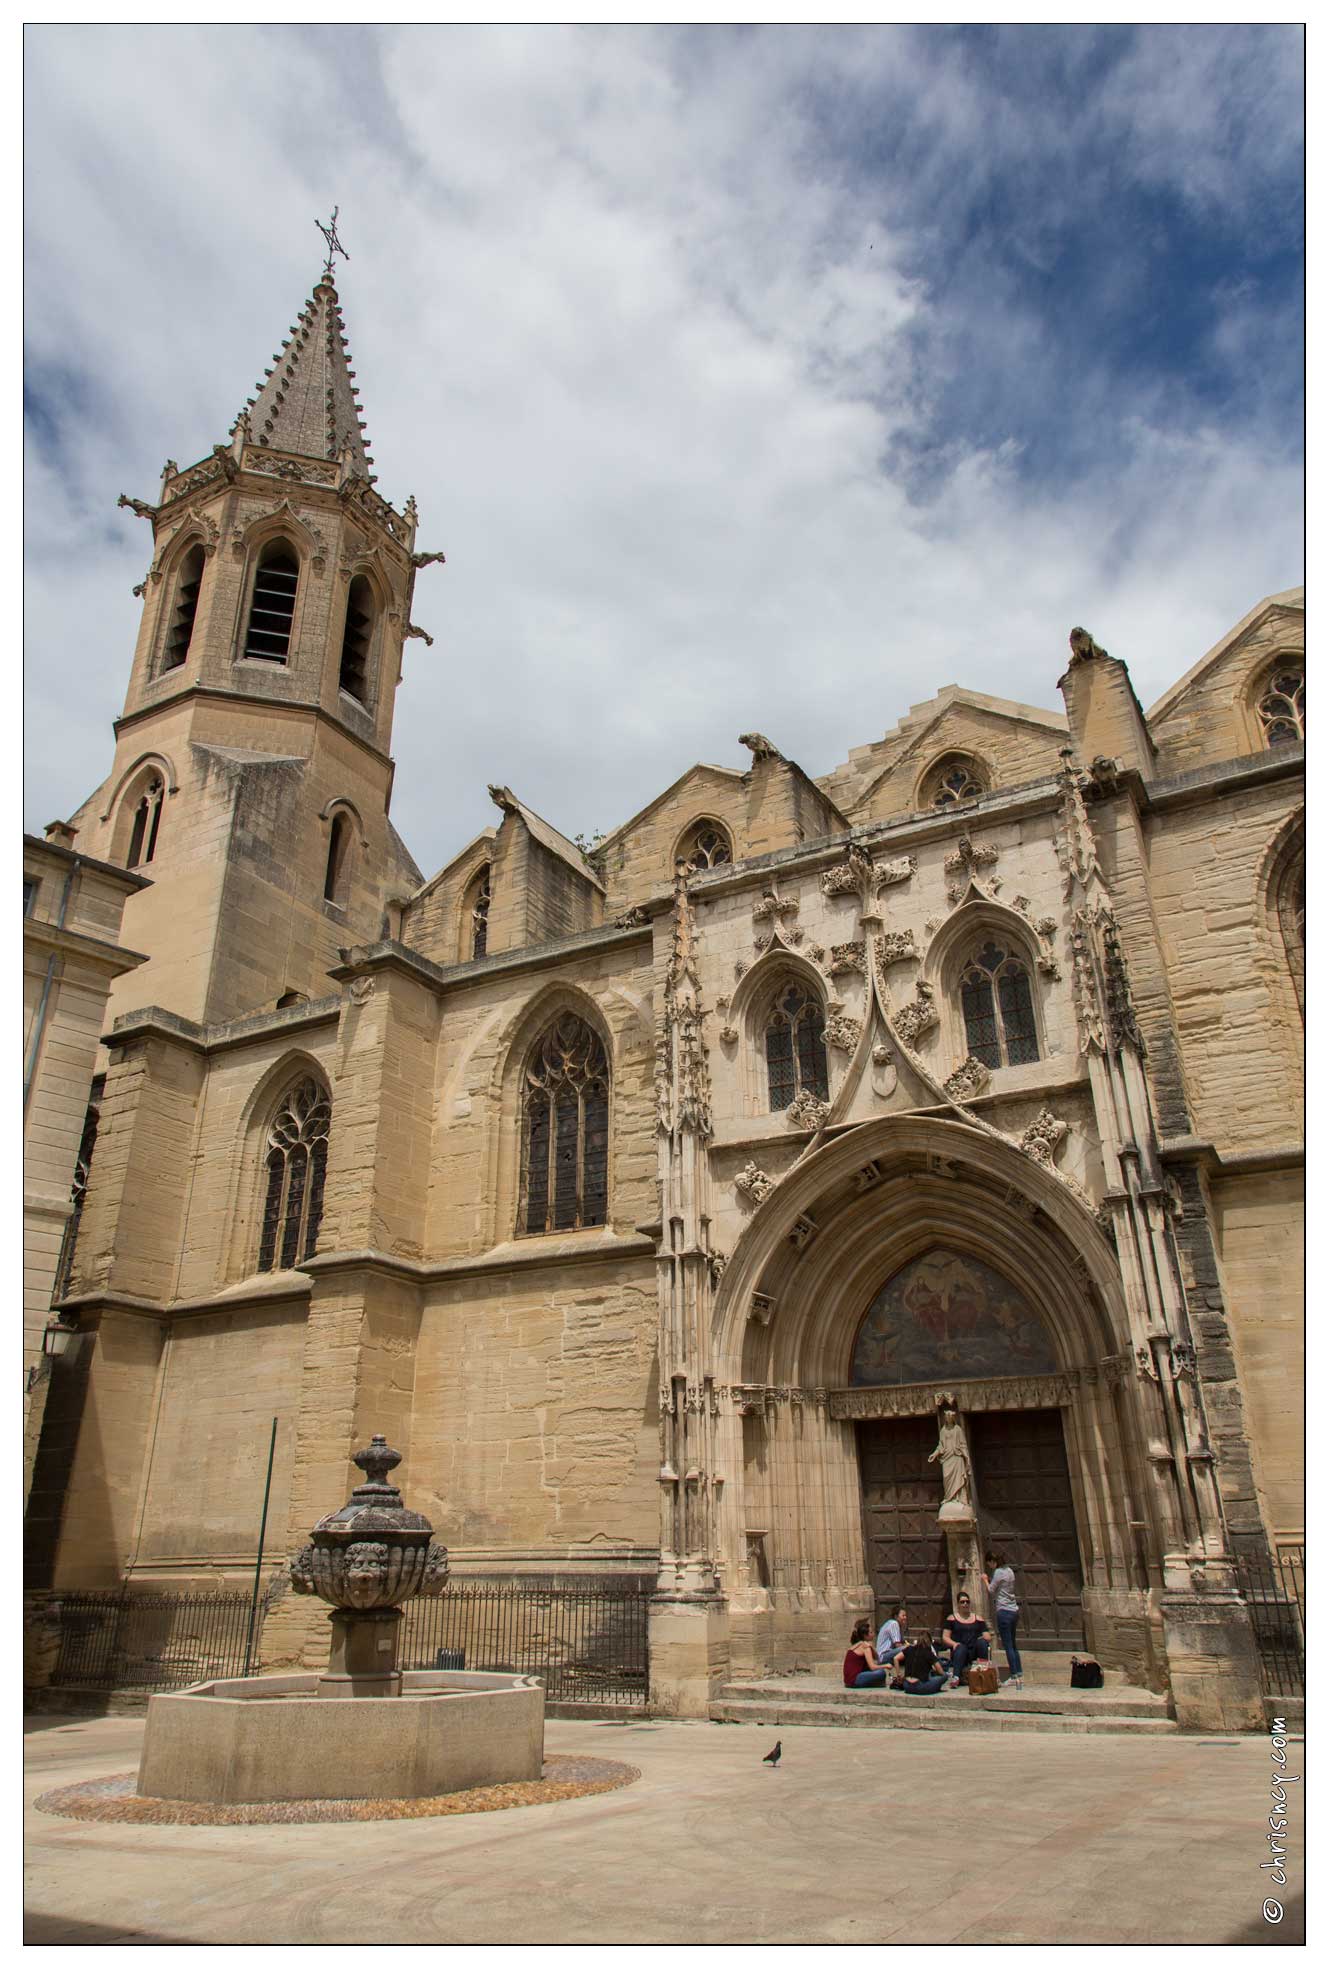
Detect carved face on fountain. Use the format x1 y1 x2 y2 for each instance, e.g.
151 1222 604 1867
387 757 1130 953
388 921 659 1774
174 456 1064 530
289 1435 449 1611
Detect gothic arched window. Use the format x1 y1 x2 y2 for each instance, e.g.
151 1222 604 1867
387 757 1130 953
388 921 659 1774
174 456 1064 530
53 1089 101 1301
467 865 491 959
677 819 733 870
258 1077 331 1272
764 979 829 1111
161 544 205 671
127 776 164 868
520 1016 610 1236
1257 665 1304 748
960 940 1039 1068
1276 846 1305 1023
324 813 352 907
243 539 300 662
924 754 989 809
338 575 374 702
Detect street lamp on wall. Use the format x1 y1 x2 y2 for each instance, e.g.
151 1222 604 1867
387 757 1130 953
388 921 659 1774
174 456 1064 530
27 1314 77 1391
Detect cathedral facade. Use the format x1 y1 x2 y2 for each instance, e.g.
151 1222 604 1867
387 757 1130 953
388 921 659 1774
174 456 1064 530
24 264 1304 1730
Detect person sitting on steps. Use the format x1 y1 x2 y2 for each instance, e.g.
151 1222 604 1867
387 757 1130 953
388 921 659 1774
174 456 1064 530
941 1591 993 1688
875 1604 907 1673
897 1628 948 1696
842 1617 890 1689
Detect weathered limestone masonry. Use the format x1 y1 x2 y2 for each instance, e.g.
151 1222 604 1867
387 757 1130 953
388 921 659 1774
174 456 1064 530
24 258 1302 1733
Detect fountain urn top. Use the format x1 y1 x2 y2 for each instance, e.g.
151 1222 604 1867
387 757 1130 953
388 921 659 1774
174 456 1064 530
290 1436 449 1611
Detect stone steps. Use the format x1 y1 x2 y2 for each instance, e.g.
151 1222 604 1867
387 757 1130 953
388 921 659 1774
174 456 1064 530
710 1677 1177 1736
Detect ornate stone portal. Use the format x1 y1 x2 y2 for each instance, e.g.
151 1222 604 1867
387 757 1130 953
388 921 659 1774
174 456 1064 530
290 1434 449 1696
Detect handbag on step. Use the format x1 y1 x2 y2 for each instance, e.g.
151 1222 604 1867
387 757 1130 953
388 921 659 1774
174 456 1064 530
966 1659 1000 1695
1070 1655 1104 1689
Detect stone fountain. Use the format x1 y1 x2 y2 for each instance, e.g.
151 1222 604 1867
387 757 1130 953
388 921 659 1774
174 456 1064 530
136 1436 544 1805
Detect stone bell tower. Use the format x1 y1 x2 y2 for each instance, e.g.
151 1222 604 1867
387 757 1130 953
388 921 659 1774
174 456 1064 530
63 233 443 1028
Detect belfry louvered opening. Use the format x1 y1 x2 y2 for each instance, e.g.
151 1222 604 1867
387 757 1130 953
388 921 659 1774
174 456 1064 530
338 576 374 702
162 545 204 671
243 541 300 662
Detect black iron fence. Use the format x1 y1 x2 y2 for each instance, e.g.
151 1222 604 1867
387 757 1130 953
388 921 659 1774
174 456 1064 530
47 1587 274 1692
41 1578 651 1709
1235 1545 1304 1698
399 1580 650 1708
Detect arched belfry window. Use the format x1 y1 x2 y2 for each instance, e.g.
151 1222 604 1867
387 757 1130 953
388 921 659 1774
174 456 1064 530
923 754 989 808
1257 664 1304 748
960 939 1039 1068
764 979 829 1111
127 776 164 868
161 544 204 671
678 819 733 870
520 1015 610 1236
243 539 300 662
468 865 491 959
324 813 352 907
257 1077 331 1272
339 575 374 702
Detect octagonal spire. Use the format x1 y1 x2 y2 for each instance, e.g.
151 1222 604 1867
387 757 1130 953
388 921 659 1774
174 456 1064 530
237 269 375 476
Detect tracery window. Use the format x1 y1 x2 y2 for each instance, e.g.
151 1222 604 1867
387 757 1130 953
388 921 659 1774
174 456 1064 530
1257 665 1304 748
959 940 1039 1069
127 777 164 868
257 1077 331 1272
53 1090 101 1301
338 575 374 702
678 819 733 870
520 1016 609 1236
764 980 829 1111
161 544 205 671
924 754 988 809
243 540 300 662
469 866 491 959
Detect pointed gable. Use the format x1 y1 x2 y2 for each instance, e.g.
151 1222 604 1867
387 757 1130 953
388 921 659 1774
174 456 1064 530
1146 588 1305 775
821 686 1067 825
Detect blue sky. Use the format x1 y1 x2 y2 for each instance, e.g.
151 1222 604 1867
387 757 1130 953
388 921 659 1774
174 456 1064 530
23 24 1303 874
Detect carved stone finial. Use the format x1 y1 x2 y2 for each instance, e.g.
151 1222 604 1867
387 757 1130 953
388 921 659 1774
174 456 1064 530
739 732 784 763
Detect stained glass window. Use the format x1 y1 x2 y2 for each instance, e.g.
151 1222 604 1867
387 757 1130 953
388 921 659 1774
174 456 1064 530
960 940 1039 1068
520 1016 610 1234
764 981 829 1111
258 1078 331 1272
926 756 988 808
678 820 733 869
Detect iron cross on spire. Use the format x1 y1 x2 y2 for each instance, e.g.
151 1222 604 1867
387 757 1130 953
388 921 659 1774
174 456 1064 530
316 206 349 282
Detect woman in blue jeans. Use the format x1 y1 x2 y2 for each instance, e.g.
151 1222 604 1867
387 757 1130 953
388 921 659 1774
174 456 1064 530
842 1618 889 1689
983 1550 1024 1689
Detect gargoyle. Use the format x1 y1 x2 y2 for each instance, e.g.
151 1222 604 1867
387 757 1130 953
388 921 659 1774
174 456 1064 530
410 550 447 570
1068 626 1108 663
117 493 157 521
404 623 434 646
739 732 784 762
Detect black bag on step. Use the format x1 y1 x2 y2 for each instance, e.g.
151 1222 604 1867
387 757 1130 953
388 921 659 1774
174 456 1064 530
1070 1655 1103 1689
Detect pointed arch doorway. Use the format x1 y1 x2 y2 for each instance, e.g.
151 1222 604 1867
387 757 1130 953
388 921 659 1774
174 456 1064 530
851 1248 1084 1643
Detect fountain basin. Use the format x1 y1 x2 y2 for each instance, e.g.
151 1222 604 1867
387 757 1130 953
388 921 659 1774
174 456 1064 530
137 1670 544 1805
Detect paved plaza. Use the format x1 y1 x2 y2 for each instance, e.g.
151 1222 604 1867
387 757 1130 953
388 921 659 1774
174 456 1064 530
25 1710 1303 1946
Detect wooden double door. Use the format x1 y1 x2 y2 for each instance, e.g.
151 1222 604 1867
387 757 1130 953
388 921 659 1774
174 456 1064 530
857 1406 1084 1644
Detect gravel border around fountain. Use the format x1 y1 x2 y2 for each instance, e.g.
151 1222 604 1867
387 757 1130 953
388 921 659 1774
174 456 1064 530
36 1754 639 1827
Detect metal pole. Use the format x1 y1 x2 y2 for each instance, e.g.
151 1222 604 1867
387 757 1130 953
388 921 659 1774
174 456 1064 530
242 1417 278 1677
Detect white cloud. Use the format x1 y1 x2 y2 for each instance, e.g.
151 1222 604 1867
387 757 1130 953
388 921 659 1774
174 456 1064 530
24 24 1302 872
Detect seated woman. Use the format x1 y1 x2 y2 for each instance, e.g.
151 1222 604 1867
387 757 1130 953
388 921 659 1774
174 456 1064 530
941 1592 993 1687
897 1630 947 1695
842 1618 889 1689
